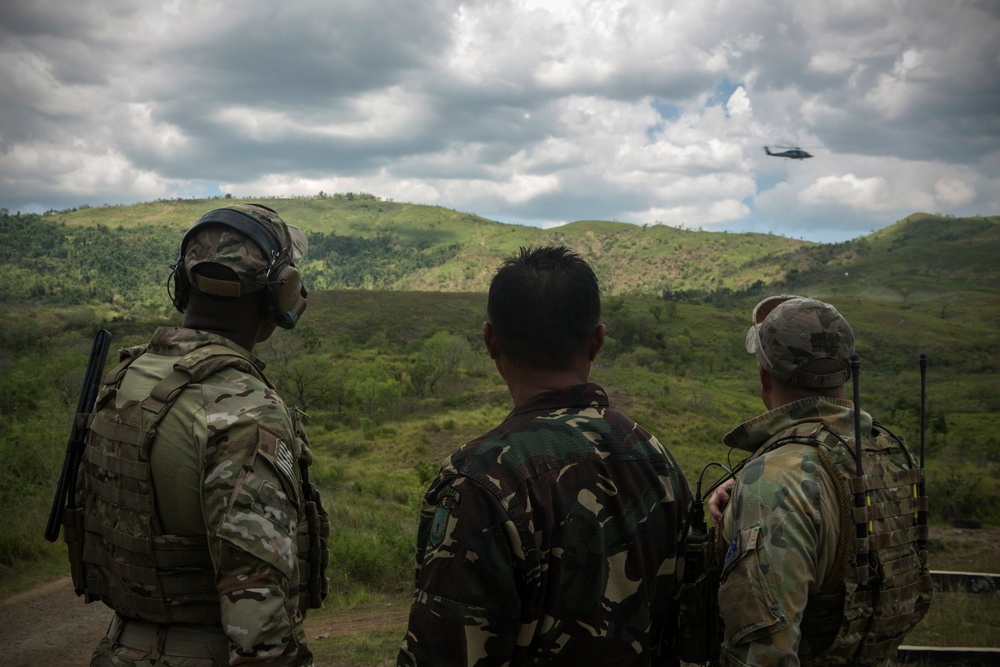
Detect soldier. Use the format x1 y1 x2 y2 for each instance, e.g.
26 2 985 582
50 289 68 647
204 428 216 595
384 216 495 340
70 204 327 666
397 245 692 666
709 295 931 666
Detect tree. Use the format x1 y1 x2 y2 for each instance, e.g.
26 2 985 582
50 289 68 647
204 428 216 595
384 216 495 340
411 331 471 396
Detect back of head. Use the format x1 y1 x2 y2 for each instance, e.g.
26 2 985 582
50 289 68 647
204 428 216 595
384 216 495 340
745 295 855 390
487 245 600 370
171 204 309 329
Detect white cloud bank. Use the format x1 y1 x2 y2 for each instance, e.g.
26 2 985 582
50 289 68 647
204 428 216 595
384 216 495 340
0 0 998 241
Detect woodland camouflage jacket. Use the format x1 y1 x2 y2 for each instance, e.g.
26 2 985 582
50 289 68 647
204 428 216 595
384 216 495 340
398 383 692 666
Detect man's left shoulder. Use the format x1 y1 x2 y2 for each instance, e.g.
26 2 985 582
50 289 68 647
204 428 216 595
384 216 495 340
203 371 292 431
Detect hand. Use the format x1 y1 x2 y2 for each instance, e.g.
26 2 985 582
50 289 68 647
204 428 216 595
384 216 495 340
708 479 735 524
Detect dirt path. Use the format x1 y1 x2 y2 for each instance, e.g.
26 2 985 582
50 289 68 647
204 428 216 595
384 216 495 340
0 577 407 667
0 577 113 666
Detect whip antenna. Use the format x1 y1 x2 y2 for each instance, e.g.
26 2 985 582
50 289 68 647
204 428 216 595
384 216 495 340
918 353 929 548
919 353 927 471
851 354 863 479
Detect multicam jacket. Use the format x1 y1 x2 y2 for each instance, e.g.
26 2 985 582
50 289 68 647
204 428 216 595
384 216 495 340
397 383 692 666
73 327 313 666
717 396 931 667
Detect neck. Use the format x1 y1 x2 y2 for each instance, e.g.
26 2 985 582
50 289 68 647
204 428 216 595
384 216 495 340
759 364 846 411
182 296 268 352
484 323 605 408
499 360 592 407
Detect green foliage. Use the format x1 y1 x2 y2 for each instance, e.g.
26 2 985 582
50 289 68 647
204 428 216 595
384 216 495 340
304 230 463 290
1 200 998 608
0 210 178 313
9 205 1000 306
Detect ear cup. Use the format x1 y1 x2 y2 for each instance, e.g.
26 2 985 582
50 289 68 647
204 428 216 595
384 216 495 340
170 257 190 313
265 263 307 329
172 206 307 326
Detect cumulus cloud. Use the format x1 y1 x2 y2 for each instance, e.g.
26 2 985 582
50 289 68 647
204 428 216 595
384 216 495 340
0 0 997 241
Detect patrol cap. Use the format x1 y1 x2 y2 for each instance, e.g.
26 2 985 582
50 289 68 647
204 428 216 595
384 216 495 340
183 204 308 297
745 295 854 388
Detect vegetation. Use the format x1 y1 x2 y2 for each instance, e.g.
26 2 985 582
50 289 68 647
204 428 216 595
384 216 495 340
1 199 998 661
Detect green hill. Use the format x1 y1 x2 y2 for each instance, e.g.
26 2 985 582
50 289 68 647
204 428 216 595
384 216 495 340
9 197 1000 309
1 197 998 602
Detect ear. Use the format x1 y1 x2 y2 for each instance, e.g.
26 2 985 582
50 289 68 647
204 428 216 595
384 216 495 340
588 324 606 361
483 321 500 359
758 363 772 392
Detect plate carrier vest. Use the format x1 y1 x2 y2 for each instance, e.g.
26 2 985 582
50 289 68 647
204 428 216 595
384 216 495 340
743 420 933 665
63 343 330 624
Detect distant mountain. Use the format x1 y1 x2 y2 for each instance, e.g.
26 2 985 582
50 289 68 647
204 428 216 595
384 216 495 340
5 197 998 308
776 212 1000 296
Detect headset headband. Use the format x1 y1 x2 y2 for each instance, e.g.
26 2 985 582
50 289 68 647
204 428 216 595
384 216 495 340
180 208 286 263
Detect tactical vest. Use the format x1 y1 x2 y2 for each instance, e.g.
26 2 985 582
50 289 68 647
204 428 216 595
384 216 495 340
757 421 933 665
63 343 330 624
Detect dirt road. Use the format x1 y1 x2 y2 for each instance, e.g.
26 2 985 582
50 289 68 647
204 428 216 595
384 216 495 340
0 577 112 666
0 577 407 667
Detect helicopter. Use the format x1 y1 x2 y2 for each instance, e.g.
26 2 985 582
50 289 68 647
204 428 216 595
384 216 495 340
764 145 813 160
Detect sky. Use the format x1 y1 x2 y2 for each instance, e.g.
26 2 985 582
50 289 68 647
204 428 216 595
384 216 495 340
1 0 998 243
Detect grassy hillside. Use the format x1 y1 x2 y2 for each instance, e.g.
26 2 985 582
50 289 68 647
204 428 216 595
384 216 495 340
9 197 997 328
3 286 998 591
33 195 812 295
2 197 998 610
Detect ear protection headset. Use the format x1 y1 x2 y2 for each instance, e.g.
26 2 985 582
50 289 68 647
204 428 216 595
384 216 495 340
170 206 307 329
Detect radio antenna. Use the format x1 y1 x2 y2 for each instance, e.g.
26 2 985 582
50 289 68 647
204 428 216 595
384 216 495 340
919 353 927 471
850 353 876 583
918 353 929 548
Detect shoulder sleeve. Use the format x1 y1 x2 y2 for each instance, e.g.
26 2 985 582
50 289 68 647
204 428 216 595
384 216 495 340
398 474 522 666
201 376 311 665
718 446 825 667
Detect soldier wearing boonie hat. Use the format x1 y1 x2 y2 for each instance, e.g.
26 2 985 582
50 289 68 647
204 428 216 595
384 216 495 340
702 295 931 666
76 203 325 666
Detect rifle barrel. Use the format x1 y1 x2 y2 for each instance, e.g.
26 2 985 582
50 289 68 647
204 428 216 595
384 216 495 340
44 329 112 542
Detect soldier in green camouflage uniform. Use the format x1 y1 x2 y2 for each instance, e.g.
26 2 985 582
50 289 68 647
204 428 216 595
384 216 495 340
711 296 931 666
78 205 317 666
397 246 692 666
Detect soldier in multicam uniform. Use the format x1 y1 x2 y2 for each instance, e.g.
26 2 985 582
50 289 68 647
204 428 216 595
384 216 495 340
708 295 931 666
397 246 692 666
71 204 324 666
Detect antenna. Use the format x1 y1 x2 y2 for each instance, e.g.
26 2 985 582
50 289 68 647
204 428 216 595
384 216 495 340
851 354 864 479
918 353 929 548
850 353 876 584
919 353 927 471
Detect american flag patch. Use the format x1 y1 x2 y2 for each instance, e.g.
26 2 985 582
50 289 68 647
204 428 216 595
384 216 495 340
275 438 297 484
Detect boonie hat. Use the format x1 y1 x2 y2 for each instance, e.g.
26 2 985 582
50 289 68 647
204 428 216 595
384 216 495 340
745 295 854 388
183 204 308 297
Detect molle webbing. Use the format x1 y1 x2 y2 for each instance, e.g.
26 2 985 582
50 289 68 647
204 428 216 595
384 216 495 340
71 342 328 624
801 426 933 665
849 468 929 557
71 345 265 625
297 496 331 611
816 445 853 596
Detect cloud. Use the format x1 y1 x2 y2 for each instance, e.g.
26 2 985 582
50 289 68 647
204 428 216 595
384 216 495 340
934 178 976 207
0 0 997 242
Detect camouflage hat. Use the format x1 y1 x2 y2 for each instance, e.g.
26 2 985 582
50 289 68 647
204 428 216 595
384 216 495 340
183 204 308 297
745 295 854 388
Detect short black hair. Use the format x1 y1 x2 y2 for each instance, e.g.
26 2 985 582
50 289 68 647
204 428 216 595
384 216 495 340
487 245 600 370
